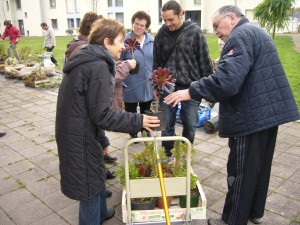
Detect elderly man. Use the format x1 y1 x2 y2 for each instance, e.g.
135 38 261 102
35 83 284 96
164 5 299 225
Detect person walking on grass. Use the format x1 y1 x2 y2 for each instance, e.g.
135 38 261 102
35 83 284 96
0 20 21 60
164 5 300 225
40 22 58 66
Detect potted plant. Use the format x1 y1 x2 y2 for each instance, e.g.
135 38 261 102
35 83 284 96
147 67 176 131
124 38 140 74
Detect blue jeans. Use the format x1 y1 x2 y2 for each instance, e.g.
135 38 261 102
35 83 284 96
8 44 19 60
79 186 108 225
160 98 199 156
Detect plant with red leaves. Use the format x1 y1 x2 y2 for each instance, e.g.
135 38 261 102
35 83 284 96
150 67 176 96
124 38 141 59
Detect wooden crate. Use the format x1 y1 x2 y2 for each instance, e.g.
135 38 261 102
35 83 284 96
24 78 50 88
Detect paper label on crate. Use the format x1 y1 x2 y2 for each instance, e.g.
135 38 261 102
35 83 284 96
130 207 205 222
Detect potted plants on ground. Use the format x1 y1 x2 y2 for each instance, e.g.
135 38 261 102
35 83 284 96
124 38 140 74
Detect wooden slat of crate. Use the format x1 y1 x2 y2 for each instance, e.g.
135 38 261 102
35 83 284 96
24 78 50 88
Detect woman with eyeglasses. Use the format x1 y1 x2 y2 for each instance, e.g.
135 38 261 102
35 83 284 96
120 11 154 139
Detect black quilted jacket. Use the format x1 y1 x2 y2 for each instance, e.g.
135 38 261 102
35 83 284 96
56 44 143 200
189 19 300 137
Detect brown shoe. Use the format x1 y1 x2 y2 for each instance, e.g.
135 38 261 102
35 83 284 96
208 218 228 225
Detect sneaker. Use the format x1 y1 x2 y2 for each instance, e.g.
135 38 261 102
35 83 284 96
106 190 112 198
104 154 117 164
0 131 6 137
106 170 116 179
100 207 115 225
208 218 228 225
249 217 262 224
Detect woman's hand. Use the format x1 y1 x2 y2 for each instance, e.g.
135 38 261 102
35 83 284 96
142 115 160 133
127 59 136 70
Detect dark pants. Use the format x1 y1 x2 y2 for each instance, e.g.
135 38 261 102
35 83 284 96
222 126 278 225
124 100 152 136
45 46 58 65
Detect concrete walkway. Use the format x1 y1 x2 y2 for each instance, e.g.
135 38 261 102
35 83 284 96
0 34 299 225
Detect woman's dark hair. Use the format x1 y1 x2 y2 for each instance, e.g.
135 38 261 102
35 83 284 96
131 11 151 29
161 0 183 16
88 19 125 46
4 20 11 26
79 11 102 36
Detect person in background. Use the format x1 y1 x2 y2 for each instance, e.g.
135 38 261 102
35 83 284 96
56 18 160 225
40 22 58 66
164 5 300 225
153 0 213 156
0 20 21 60
65 12 136 185
120 11 154 139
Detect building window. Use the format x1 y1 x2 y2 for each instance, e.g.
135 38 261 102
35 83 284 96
67 19 75 29
51 19 58 29
116 0 123 6
116 13 124 23
108 0 112 7
16 0 21 9
194 0 201 4
50 0 56 8
24 12 27 18
76 18 81 28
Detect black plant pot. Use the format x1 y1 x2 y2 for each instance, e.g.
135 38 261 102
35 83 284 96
145 110 167 131
129 61 140 74
131 198 156 210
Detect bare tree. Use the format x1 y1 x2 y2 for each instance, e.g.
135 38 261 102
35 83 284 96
253 0 296 40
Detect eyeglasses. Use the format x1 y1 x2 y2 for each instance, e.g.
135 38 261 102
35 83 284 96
133 22 146 29
213 14 229 31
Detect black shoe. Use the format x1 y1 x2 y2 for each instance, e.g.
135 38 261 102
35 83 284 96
100 207 115 225
0 131 6 137
106 170 116 179
249 217 262 224
104 154 117 164
130 134 138 138
207 218 228 225
106 190 112 198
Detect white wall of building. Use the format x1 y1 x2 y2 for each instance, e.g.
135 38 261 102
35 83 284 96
0 0 298 38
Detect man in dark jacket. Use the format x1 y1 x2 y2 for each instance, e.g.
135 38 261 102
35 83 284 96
153 0 213 156
56 19 159 225
164 5 300 225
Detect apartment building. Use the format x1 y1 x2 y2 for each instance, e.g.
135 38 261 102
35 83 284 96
0 0 298 37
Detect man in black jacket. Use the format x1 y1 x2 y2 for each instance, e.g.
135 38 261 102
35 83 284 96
153 0 213 157
164 5 300 225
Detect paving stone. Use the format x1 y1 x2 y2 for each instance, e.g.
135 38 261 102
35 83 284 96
2 159 36 176
273 152 300 169
41 190 76 212
201 172 227 193
8 138 36 152
0 208 15 225
26 176 60 198
266 192 300 219
201 184 225 208
56 202 79 225
193 141 223 154
276 180 300 201
17 144 48 159
0 145 24 167
0 188 36 212
289 170 300 184
271 162 297 179
8 199 52 225
197 155 227 172
14 167 49 186
30 213 70 225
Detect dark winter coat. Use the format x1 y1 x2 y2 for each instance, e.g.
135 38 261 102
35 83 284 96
153 21 213 88
56 44 143 200
189 19 300 137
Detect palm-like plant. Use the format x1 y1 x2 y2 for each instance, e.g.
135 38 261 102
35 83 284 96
253 0 296 40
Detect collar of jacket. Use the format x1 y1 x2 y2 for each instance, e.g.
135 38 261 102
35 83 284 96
232 18 249 31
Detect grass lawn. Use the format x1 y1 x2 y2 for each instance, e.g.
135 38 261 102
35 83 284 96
1 34 299 108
